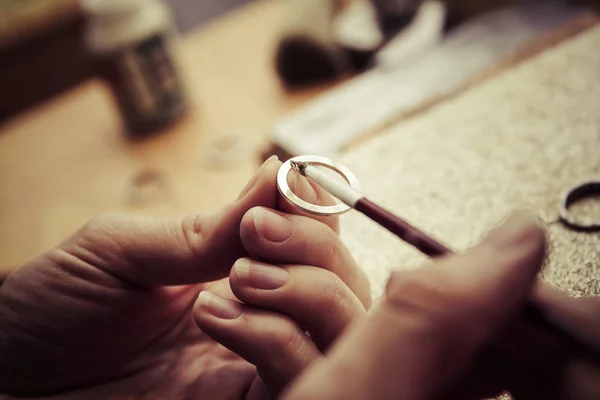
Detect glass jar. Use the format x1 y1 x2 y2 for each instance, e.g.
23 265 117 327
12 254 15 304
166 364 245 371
82 0 188 136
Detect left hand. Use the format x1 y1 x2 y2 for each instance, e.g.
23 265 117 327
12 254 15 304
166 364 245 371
0 157 370 399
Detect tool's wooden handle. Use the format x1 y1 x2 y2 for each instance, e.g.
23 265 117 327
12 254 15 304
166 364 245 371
355 197 451 256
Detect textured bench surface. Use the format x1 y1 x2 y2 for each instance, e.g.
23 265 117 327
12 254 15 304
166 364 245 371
339 25 600 301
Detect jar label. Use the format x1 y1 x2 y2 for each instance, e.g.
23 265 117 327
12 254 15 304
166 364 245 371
98 33 187 134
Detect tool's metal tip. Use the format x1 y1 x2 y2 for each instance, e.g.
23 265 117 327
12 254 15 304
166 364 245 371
290 160 309 176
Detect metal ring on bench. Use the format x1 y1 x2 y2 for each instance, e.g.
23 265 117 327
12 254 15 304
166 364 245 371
559 180 600 232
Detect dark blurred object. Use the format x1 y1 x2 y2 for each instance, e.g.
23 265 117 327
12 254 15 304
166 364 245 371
82 0 188 138
443 0 516 27
0 0 94 123
269 1 594 159
275 36 345 89
332 0 385 70
275 0 430 88
374 0 445 67
370 0 421 35
274 0 350 89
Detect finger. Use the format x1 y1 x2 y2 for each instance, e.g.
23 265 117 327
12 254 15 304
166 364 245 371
534 285 600 353
449 285 600 400
277 169 340 232
230 259 366 350
283 210 547 400
193 291 321 396
246 377 271 400
492 285 600 399
240 207 371 307
445 321 566 400
56 156 283 287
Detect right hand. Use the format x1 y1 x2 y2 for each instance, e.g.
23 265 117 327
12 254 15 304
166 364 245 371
283 210 600 399
193 163 371 399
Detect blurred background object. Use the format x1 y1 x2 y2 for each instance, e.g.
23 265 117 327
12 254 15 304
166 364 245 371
0 0 249 123
369 0 422 36
273 0 427 88
332 0 385 70
374 0 445 67
274 0 351 89
82 0 188 136
269 0 597 159
0 0 90 122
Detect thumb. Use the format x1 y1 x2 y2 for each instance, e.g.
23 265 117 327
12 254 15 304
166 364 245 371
57 156 282 286
284 210 547 400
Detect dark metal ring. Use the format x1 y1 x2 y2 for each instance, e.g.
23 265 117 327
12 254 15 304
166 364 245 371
559 180 600 232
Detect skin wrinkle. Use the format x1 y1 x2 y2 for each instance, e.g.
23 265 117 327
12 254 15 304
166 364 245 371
67 218 147 289
256 325 318 393
184 358 256 400
325 229 342 276
0 259 199 396
0 286 72 355
91 296 201 398
135 345 187 399
248 314 309 372
309 274 352 350
76 214 134 269
180 215 213 276
47 248 134 293
40 255 161 337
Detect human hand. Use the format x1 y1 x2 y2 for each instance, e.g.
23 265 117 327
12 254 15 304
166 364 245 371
284 211 600 399
0 157 370 399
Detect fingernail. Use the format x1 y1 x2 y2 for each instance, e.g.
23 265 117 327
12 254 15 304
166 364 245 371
290 172 318 204
197 292 243 319
252 207 294 242
234 258 289 290
485 210 544 249
237 155 280 200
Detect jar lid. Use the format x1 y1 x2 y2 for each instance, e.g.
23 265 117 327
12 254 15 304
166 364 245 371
80 0 147 17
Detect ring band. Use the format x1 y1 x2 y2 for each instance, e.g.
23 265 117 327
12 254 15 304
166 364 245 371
559 180 600 231
277 155 361 216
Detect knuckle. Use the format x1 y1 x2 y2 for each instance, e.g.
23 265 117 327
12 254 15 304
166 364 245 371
384 270 456 332
264 317 308 362
311 223 340 269
180 214 210 256
244 314 312 370
316 272 348 315
324 233 341 271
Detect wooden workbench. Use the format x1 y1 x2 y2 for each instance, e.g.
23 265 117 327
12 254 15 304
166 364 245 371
0 0 328 275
